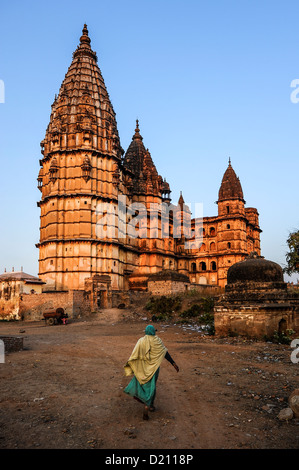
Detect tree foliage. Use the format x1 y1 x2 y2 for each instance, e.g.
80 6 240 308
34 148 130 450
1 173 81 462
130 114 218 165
284 230 299 276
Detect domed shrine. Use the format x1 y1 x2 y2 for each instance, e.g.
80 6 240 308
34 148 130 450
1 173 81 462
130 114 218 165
214 252 299 339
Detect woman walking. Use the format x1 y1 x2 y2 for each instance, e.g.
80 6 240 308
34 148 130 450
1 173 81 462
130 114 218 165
124 325 179 420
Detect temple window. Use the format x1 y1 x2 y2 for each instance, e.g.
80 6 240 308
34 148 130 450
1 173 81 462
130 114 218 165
81 155 92 182
49 157 58 182
200 261 207 271
37 168 44 191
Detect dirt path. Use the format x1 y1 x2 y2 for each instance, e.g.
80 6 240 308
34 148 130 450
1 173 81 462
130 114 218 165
0 310 298 449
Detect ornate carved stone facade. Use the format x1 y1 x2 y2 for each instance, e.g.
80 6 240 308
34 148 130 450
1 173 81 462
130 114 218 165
37 26 261 293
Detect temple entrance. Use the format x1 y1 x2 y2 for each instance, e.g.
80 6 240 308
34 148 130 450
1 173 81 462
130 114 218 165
84 275 111 311
97 291 102 308
278 318 287 334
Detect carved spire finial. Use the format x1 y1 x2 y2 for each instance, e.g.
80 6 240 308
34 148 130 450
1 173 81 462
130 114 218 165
80 24 91 45
133 119 142 140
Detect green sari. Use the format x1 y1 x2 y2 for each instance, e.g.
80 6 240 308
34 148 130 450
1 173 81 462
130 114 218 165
124 368 160 406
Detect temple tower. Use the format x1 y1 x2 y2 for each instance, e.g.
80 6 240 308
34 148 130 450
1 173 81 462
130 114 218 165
123 121 175 277
216 159 261 286
37 25 134 291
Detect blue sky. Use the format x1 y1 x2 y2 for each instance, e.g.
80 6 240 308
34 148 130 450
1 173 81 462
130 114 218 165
0 0 298 282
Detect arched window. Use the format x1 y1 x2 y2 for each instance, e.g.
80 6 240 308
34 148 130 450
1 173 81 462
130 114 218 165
227 242 231 249
191 262 196 272
211 261 217 271
200 261 207 271
226 205 230 214
210 227 216 236
227 224 230 229
210 242 216 251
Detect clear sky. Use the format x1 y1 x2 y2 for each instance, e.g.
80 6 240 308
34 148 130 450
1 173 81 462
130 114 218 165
0 0 298 282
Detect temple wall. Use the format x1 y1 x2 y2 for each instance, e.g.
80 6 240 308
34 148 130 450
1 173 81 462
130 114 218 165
148 279 190 296
214 305 299 338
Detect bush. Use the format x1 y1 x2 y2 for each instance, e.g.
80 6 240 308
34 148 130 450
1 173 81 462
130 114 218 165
272 329 295 345
180 304 203 318
144 292 216 334
145 295 182 321
179 301 215 335
201 296 215 313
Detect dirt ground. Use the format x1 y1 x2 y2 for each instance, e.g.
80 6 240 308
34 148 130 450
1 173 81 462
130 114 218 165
0 308 298 450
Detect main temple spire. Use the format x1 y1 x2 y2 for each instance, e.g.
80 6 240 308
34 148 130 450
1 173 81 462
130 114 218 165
37 25 123 291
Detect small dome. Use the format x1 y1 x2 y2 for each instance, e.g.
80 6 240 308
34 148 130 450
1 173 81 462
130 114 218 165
227 252 284 284
162 179 170 192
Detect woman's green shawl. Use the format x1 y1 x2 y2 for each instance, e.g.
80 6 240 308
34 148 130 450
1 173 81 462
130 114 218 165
124 328 167 385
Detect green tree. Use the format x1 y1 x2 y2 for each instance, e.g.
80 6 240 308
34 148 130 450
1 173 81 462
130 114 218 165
284 230 299 276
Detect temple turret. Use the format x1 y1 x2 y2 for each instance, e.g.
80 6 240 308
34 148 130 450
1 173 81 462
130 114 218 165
215 159 261 286
123 120 163 197
218 158 245 204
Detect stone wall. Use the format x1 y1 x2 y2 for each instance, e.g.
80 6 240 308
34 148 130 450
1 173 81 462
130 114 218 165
148 279 190 296
19 290 90 321
214 304 299 339
0 335 24 353
0 298 20 320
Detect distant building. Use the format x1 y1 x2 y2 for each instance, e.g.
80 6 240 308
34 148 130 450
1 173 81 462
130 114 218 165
0 270 44 319
36 25 261 298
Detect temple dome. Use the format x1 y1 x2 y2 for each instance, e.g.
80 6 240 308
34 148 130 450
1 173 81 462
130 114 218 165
227 252 284 284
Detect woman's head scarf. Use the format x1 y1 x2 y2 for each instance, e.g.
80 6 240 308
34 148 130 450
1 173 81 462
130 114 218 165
145 325 156 336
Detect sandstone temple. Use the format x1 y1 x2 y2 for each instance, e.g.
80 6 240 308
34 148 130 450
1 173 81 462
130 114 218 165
36 25 261 291
0 25 263 320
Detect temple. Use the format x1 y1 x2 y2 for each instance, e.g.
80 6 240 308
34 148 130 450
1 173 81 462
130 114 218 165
36 25 261 297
